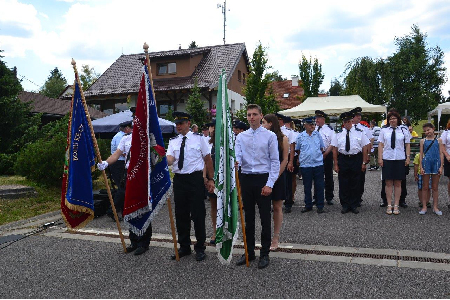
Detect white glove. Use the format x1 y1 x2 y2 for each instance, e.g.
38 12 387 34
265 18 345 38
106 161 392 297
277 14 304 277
97 161 108 171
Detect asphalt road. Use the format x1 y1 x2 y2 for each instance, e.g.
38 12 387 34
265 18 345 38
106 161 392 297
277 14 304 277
1 170 450 298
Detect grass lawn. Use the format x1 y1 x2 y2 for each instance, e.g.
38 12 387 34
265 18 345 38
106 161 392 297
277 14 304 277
0 176 61 226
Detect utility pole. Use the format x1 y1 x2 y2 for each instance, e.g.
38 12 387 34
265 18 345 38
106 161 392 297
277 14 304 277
217 0 229 45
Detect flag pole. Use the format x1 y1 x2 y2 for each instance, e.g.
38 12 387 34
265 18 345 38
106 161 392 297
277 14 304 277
71 59 127 253
235 169 249 267
143 43 179 261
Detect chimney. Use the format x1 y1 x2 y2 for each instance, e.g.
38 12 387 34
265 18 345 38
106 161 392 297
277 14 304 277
291 75 299 87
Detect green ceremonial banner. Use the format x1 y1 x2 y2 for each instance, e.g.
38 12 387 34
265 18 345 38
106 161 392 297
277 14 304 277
214 70 239 264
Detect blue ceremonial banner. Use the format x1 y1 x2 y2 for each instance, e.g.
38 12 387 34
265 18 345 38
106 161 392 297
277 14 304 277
123 64 172 236
61 77 96 229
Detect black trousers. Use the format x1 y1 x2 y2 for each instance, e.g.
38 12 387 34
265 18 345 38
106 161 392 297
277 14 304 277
338 153 362 210
112 175 153 248
358 169 366 202
129 224 153 248
173 171 206 252
324 153 334 201
109 160 125 188
240 173 271 257
381 179 407 204
107 169 127 216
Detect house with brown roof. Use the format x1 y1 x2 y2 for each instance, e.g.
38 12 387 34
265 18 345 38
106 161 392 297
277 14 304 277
269 76 305 110
19 91 106 125
83 43 249 116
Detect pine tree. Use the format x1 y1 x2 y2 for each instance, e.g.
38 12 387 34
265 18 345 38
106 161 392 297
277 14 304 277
186 78 208 126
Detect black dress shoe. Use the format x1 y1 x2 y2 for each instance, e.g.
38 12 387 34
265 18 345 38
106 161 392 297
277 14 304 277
351 207 359 214
134 247 148 256
380 202 388 207
258 255 270 269
236 253 256 266
317 208 325 214
341 207 350 214
195 251 206 261
171 248 191 260
301 207 312 213
126 245 137 253
399 202 408 208
284 207 292 213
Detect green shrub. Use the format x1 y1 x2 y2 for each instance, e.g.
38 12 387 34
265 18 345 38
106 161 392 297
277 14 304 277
14 133 66 187
0 153 17 175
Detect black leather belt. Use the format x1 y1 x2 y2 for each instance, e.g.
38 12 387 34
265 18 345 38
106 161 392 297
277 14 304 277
339 152 362 158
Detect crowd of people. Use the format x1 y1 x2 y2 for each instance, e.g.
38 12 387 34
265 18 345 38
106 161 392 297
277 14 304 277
97 103 450 268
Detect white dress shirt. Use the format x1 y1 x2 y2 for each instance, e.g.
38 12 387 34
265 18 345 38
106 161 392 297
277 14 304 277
235 126 280 188
331 127 370 155
117 134 132 169
167 131 211 174
378 126 410 160
315 124 335 149
440 130 450 155
355 123 373 140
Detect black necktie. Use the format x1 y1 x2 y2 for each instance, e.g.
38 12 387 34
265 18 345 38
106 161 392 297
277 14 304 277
178 136 187 170
345 129 350 152
391 128 396 149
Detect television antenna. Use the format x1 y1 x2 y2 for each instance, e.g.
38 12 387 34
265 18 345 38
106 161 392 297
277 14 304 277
217 1 230 44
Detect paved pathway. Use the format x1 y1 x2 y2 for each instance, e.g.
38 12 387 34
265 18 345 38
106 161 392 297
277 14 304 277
1 170 450 298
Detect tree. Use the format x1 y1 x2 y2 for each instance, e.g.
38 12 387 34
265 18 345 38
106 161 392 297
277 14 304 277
0 50 22 99
299 54 325 98
387 24 446 122
0 51 40 174
342 57 390 105
40 67 67 98
266 70 285 82
188 41 198 49
80 64 100 91
328 78 343 96
243 42 280 115
186 78 208 126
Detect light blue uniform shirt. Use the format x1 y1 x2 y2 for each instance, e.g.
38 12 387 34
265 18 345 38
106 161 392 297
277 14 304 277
111 131 126 161
295 131 325 168
235 126 280 188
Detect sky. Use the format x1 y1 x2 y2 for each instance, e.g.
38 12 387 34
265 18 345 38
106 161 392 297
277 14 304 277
1 0 450 98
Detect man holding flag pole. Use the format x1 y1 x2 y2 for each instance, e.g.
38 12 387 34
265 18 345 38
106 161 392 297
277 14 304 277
167 111 215 262
97 43 172 255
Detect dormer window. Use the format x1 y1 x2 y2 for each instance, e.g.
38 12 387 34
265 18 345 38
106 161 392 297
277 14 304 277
158 62 177 75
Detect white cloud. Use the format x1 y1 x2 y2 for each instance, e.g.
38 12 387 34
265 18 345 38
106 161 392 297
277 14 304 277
1 0 449 95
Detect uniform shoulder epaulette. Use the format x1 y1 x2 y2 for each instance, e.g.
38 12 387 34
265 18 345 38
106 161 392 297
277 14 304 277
355 127 362 132
169 135 179 140
124 132 131 136
194 132 202 136
327 124 333 130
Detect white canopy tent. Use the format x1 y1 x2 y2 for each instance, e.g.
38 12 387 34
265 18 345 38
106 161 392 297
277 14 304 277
278 95 387 118
427 102 450 130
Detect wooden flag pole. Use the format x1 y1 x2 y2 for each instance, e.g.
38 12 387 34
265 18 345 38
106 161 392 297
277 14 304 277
71 59 127 253
143 43 179 261
235 169 249 267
